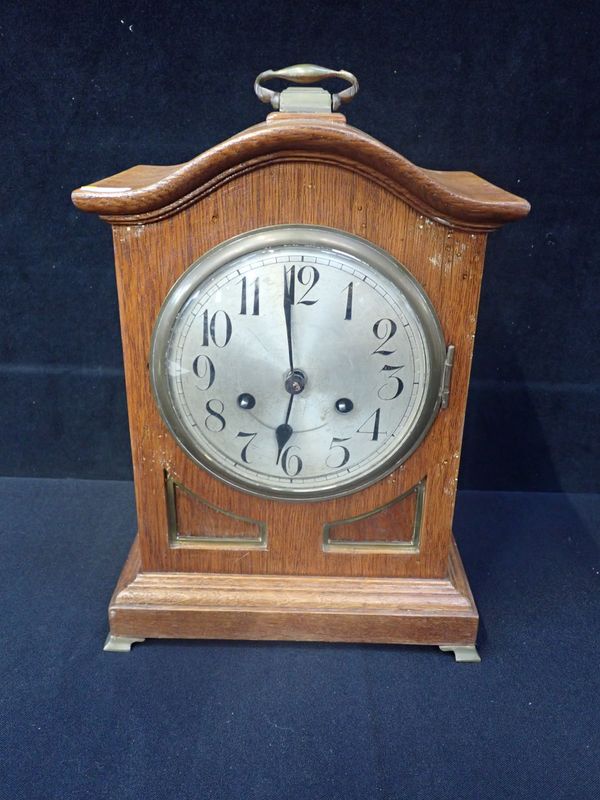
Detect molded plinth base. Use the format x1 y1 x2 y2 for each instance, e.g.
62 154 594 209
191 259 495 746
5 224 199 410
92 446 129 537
105 536 479 657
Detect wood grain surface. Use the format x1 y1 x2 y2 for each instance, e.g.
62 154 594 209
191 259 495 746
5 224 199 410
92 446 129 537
72 114 530 231
107 160 487 579
108 535 478 645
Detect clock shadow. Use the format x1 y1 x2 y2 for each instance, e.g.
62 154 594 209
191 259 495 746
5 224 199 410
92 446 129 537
143 637 463 661
455 291 598 652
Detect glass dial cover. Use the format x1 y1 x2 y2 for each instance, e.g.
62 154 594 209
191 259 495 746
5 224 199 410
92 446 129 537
150 225 446 500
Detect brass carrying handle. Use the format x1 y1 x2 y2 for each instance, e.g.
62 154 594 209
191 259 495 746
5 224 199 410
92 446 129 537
254 64 359 111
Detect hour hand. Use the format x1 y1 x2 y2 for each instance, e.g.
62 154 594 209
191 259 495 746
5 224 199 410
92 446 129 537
275 422 293 465
275 392 295 464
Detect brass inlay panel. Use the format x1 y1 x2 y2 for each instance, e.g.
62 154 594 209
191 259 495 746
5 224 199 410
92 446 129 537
322 480 425 553
165 474 267 550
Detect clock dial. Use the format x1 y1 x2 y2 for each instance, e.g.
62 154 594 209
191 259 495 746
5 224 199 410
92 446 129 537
151 226 446 499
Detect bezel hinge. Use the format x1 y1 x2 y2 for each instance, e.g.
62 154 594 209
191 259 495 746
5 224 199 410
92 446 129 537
440 345 455 409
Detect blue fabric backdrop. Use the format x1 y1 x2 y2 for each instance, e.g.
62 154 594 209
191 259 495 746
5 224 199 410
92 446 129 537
1 0 598 491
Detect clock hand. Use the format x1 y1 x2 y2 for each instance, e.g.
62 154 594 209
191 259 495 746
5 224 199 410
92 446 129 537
276 269 307 465
275 393 294 465
283 265 294 373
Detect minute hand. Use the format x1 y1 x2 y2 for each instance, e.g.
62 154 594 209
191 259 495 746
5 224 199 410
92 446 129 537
283 266 294 372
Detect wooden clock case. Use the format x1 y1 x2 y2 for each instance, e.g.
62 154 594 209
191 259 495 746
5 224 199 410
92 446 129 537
72 107 529 659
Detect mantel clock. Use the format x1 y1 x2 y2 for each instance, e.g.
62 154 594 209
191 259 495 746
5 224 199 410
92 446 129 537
72 65 529 661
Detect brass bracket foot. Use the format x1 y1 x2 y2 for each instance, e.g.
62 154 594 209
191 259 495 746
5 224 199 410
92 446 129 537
439 645 481 663
103 634 146 652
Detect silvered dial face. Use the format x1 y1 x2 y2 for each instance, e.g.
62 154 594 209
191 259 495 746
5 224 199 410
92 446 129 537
151 227 445 500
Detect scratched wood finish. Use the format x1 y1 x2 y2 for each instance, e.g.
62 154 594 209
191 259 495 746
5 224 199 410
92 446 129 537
104 163 486 579
73 115 529 231
72 112 528 646
108 535 478 645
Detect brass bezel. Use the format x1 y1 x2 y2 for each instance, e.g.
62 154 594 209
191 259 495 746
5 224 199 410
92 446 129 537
150 225 447 501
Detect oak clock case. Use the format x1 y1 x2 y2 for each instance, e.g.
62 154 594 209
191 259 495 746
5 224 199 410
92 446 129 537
72 64 529 661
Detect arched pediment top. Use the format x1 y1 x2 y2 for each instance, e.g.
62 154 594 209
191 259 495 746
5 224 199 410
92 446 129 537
72 115 530 231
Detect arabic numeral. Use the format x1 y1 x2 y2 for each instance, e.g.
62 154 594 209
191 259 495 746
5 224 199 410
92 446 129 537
239 276 260 315
236 431 257 463
204 399 226 432
372 318 397 356
286 264 320 306
297 265 319 305
342 281 353 320
357 408 386 441
281 446 303 477
378 364 405 400
192 354 215 390
326 437 351 469
201 309 232 347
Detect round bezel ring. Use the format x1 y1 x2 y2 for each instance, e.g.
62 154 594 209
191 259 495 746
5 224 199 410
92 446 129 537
150 225 447 501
